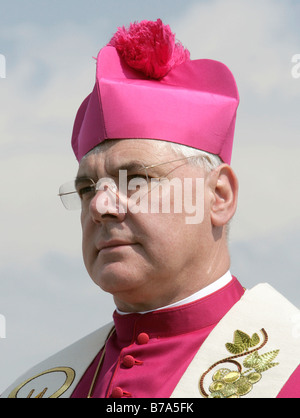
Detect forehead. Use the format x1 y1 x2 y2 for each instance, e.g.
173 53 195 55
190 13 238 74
77 139 178 177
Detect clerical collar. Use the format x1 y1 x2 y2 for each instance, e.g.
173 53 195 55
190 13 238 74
116 271 233 316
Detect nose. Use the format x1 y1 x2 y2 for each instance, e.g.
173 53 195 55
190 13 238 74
89 181 126 224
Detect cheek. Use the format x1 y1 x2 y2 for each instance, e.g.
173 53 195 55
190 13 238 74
135 213 185 260
81 213 96 267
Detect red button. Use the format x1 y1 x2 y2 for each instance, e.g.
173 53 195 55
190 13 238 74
111 387 132 398
123 355 135 368
111 387 124 398
137 332 150 345
122 355 143 368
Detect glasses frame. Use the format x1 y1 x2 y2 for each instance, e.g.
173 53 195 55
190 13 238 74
58 155 200 210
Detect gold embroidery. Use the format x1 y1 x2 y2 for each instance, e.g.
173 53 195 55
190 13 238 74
27 387 48 398
199 329 280 398
8 367 76 398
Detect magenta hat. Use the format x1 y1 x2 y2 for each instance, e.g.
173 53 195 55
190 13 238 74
72 19 239 164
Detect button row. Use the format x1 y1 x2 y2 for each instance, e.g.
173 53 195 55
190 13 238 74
111 332 150 398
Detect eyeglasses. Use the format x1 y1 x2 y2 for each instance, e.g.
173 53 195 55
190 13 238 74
58 155 199 210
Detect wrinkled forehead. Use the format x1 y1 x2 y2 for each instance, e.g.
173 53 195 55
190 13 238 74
77 139 177 177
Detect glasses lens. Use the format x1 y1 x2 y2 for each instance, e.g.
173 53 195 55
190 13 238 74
58 157 154 211
59 181 81 210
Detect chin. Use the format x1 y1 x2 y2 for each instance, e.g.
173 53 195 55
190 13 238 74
90 263 142 294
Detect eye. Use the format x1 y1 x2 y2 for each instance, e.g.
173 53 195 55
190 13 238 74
76 181 96 200
79 186 95 199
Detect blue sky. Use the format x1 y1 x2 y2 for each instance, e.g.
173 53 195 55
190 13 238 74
0 0 299 393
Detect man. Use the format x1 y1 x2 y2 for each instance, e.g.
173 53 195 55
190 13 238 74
2 19 299 398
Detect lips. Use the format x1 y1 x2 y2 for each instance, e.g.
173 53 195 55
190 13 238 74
96 240 135 252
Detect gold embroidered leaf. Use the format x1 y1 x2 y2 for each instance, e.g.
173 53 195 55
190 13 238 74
233 330 251 346
226 330 260 354
243 351 260 369
255 362 279 373
225 342 247 354
249 333 260 348
259 350 280 364
243 349 280 374
244 350 280 373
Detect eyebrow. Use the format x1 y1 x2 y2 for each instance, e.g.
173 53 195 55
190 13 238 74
75 160 148 184
74 176 93 188
116 161 146 172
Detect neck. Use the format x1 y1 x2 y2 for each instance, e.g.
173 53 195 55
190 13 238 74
114 232 231 313
116 270 233 315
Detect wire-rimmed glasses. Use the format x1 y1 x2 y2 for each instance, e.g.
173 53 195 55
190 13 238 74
58 155 198 210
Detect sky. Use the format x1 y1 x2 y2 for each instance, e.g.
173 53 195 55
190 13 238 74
0 0 299 393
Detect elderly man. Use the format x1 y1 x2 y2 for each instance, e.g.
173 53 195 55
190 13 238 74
2 19 299 399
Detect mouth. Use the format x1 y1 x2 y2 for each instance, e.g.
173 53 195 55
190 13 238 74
97 240 136 253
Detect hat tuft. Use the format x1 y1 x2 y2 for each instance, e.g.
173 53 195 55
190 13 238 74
108 19 190 79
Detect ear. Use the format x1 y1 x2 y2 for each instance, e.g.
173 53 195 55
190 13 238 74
208 164 239 227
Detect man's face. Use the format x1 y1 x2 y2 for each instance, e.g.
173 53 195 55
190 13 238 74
77 139 214 312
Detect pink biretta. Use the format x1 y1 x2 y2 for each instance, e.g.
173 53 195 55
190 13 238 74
71 19 239 164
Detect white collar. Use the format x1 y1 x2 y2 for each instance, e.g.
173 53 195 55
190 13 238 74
116 271 233 316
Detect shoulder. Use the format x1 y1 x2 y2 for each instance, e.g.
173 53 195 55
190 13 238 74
1 322 114 398
172 283 300 398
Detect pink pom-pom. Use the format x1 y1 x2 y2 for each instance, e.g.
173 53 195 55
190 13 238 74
108 19 190 79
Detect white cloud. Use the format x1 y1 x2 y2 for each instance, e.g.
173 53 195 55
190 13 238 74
230 223 300 307
0 21 102 150
231 142 300 240
0 152 81 264
0 22 100 262
174 0 299 98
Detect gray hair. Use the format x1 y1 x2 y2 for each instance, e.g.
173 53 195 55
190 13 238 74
161 141 223 172
84 139 223 172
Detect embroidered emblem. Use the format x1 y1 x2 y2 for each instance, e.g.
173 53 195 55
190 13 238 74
8 367 76 398
199 329 280 398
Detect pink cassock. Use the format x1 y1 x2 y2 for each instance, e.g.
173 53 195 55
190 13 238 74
71 278 299 398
